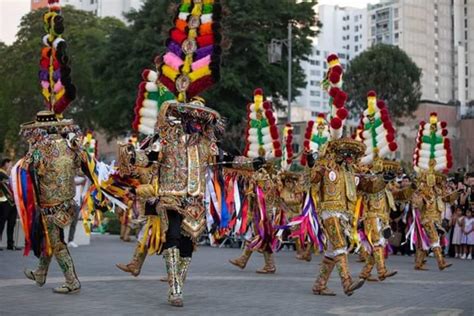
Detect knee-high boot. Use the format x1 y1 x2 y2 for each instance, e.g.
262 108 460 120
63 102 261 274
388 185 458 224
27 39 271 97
312 256 336 296
359 253 375 280
414 248 428 270
433 247 452 271
256 251 276 274
24 255 52 287
163 247 183 307
53 248 81 294
335 254 365 296
116 242 147 276
373 246 397 280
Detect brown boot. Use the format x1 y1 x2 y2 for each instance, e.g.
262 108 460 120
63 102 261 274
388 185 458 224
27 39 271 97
296 246 312 262
373 246 397 281
229 248 253 270
24 255 52 287
256 252 276 274
359 253 375 280
335 254 365 296
433 247 452 271
312 256 336 296
53 248 81 294
414 249 429 271
357 248 368 263
116 244 147 277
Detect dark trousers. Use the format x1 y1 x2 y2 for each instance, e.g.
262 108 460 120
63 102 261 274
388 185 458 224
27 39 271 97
68 204 80 243
163 210 193 258
0 201 17 248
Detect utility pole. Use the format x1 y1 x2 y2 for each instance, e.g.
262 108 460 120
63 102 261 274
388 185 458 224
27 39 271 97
287 22 292 124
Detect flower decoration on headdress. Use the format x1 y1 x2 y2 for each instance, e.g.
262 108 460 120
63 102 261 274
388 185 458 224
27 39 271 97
39 0 76 116
83 131 98 159
158 0 222 103
300 113 329 166
243 88 281 159
321 54 348 140
356 91 397 165
413 112 452 173
281 124 294 170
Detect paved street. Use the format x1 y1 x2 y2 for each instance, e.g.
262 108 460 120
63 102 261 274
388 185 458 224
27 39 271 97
0 235 473 316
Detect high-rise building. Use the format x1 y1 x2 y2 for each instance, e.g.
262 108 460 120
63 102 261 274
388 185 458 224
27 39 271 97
367 0 473 116
30 0 142 21
294 5 367 118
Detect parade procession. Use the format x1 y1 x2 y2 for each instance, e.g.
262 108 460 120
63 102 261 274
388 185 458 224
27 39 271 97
0 0 473 314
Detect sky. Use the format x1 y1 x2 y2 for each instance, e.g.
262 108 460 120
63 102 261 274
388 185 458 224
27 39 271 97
0 0 377 45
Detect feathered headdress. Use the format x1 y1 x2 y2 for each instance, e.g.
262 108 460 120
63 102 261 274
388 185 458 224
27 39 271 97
281 124 294 170
357 91 397 165
158 0 222 103
300 113 329 166
39 0 76 116
321 54 348 140
413 112 452 173
243 88 282 159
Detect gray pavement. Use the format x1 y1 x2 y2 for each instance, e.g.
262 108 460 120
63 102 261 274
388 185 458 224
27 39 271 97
0 235 473 316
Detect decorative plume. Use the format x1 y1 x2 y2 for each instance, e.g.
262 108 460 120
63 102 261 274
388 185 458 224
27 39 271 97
413 113 452 173
300 113 329 166
356 91 398 165
83 131 98 159
132 57 176 135
243 88 282 159
281 124 294 170
158 0 222 102
39 0 76 115
321 54 348 140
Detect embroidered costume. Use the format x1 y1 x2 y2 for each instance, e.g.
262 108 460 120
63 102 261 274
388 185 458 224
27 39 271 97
410 113 456 271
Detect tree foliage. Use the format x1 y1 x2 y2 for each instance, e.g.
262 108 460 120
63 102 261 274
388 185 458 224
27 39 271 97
344 44 422 121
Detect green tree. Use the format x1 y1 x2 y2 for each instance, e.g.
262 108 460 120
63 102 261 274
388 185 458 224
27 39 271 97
344 44 422 120
94 0 320 146
0 7 122 155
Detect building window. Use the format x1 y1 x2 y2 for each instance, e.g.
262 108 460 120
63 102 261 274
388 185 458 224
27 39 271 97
466 67 469 76
434 15 438 22
311 111 318 117
465 31 468 40
355 35 359 42
434 3 438 10
465 19 468 28
310 80 318 86
355 25 359 32
310 70 318 76
316 50 320 56
355 46 359 52
394 8 399 18
394 21 399 30
310 90 321 97
467 79 469 88
395 33 399 40
435 27 438 34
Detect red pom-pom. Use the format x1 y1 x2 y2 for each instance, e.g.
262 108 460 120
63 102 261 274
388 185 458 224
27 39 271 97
332 65 343 75
305 131 312 139
243 144 250 156
142 69 150 81
270 125 279 139
327 53 339 63
329 87 340 98
388 142 398 151
303 140 310 148
376 100 386 109
442 129 448 137
336 108 348 120
254 88 263 96
367 90 376 97
420 121 426 126
430 112 437 116
386 133 395 142
440 121 447 128
307 120 315 128
274 149 283 158
317 113 325 119
263 101 272 110
330 117 342 129
329 72 340 84
447 161 453 169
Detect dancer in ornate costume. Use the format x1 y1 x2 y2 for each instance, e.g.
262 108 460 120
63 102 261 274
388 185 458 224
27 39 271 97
304 54 365 296
228 89 283 274
355 91 399 282
11 0 81 294
410 113 456 271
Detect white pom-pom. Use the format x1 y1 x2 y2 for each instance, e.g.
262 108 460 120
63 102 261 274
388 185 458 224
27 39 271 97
248 128 258 136
249 112 258 120
261 127 270 136
143 99 158 109
248 135 259 144
138 125 155 135
201 13 213 24
362 130 371 139
145 82 158 92
139 107 157 118
178 12 190 21
52 37 65 49
421 143 431 151
42 35 51 47
147 70 158 82
310 143 319 152
378 145 390 157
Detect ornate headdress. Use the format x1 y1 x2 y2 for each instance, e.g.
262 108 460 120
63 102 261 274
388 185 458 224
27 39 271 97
22 0 78 137
356 91 398 166
413 112 452 174
300 113 329 166
39 0 76 116
132 0 223 136
321 54 349 140
243 89 281 159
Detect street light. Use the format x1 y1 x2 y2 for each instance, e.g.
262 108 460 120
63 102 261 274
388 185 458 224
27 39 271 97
268 22 293 123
